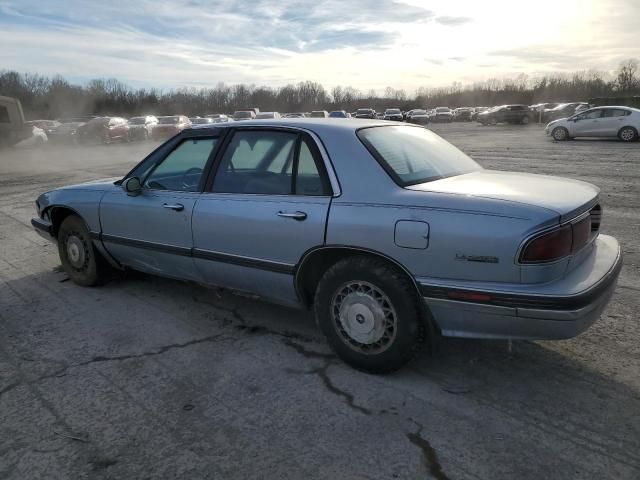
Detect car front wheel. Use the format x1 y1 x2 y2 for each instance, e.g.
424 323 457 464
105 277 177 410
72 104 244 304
618 126 638 142
314 257 425 373
58 215 111 286
552 127 569 141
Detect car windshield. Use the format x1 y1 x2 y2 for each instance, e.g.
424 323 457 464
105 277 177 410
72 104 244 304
413 110 427 115
551 104 568 110
255 113 276 119
329 111 346 117
357 109 372 114
159 116 180 124
128 117 145 125
436 108 449 113
386 109 401 114
357 125 481 186
310 111 326 117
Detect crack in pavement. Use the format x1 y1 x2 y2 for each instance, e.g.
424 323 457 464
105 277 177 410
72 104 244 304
282 338 450 478
407 422 449 480
78 333 228 366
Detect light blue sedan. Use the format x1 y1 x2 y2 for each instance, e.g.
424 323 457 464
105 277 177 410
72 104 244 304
31 119 622 372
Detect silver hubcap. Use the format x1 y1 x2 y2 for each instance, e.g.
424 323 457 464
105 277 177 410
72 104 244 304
66 235 86 269
554 128 566 140
621 129 634 141
331 281 397 354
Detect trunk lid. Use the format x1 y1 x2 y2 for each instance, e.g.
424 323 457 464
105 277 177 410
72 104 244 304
407 170 599 222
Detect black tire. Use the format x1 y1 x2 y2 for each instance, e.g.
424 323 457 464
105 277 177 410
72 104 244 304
57 215 110 286
521 115 530 125
618 126 638 142
314 256 426 373
552 127 569 141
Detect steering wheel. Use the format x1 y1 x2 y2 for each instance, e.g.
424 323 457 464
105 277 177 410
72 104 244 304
181 167 203 191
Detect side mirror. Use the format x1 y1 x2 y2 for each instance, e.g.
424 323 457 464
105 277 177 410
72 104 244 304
123 177 142 196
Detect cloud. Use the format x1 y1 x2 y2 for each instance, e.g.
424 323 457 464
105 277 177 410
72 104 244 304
435 16 472 26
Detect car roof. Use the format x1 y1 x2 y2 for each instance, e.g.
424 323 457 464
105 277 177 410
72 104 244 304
190 118 390 132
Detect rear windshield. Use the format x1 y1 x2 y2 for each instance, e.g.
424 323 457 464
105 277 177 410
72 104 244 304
357 126 481 186
386 109 401 114
234 111 253 118
436 108 449 113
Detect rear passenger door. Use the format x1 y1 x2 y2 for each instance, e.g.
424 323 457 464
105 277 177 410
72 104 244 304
192 128 333 306
599 108 630 136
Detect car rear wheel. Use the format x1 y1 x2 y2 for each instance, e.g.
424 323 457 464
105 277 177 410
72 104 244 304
314 257 425 373
552 127 569 141
618 126 638 142
58 215 111 286
521 115 530 125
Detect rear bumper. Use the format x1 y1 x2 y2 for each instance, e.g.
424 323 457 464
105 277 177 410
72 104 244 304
419 235 622 340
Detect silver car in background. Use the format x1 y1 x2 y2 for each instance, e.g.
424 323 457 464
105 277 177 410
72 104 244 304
128 115 158 140
546 106 640 142
31 119 621 373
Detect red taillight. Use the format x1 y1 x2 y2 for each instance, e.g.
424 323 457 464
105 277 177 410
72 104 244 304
520 215 593 264
521 225 572 263
571 216 591 252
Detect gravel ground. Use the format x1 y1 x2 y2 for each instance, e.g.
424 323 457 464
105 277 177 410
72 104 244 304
0 123 638 480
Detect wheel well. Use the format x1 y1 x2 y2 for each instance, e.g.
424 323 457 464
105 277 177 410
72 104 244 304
618 125 638 135
295 247 421 308
48 206 78 238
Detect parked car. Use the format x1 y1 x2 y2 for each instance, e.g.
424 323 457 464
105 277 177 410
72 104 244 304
310 111 329 118
26 120 61 135
383 109 403 121
205 114 231 123
233 110 256 121
477 105 531 125
406 109 429 125
546 106 640 142
543 103 590 122
355 108 376 119
31 120 622 373
190 117 215 125
284 113 307 118
256 112 282 119
77 117 130 144
431 107 454 123
47 119 87 144
14 125 48 147
453 108 473 122
152 116 191 139
128 115 158 140
470 107 488 121
329 110 349 118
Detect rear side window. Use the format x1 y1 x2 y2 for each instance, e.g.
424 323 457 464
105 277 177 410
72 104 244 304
211 130 329 196
357 125 482 186
602 109 630 117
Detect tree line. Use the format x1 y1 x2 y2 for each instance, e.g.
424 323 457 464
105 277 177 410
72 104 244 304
1 59 638 120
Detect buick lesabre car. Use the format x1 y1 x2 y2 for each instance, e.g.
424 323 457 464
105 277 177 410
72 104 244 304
31 119 622 373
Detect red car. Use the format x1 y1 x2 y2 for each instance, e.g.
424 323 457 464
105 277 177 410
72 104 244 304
76 117 130 144
152 115 192 139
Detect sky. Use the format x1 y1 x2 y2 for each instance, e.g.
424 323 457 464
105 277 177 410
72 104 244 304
0 0 638 92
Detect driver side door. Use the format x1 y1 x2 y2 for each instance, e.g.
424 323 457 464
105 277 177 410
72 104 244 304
99 136 219 281
569 109 603 136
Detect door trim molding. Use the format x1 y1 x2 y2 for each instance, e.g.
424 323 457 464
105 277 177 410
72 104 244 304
99 233 295 274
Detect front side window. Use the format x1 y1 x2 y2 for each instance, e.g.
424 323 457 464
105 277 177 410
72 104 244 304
144 137 217 192
211 130 329 196
357 125 482 186
576 109 602 120
0 106 10 123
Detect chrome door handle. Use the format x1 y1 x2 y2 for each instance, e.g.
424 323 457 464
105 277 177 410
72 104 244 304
277 211 307 221
163 203 184 211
